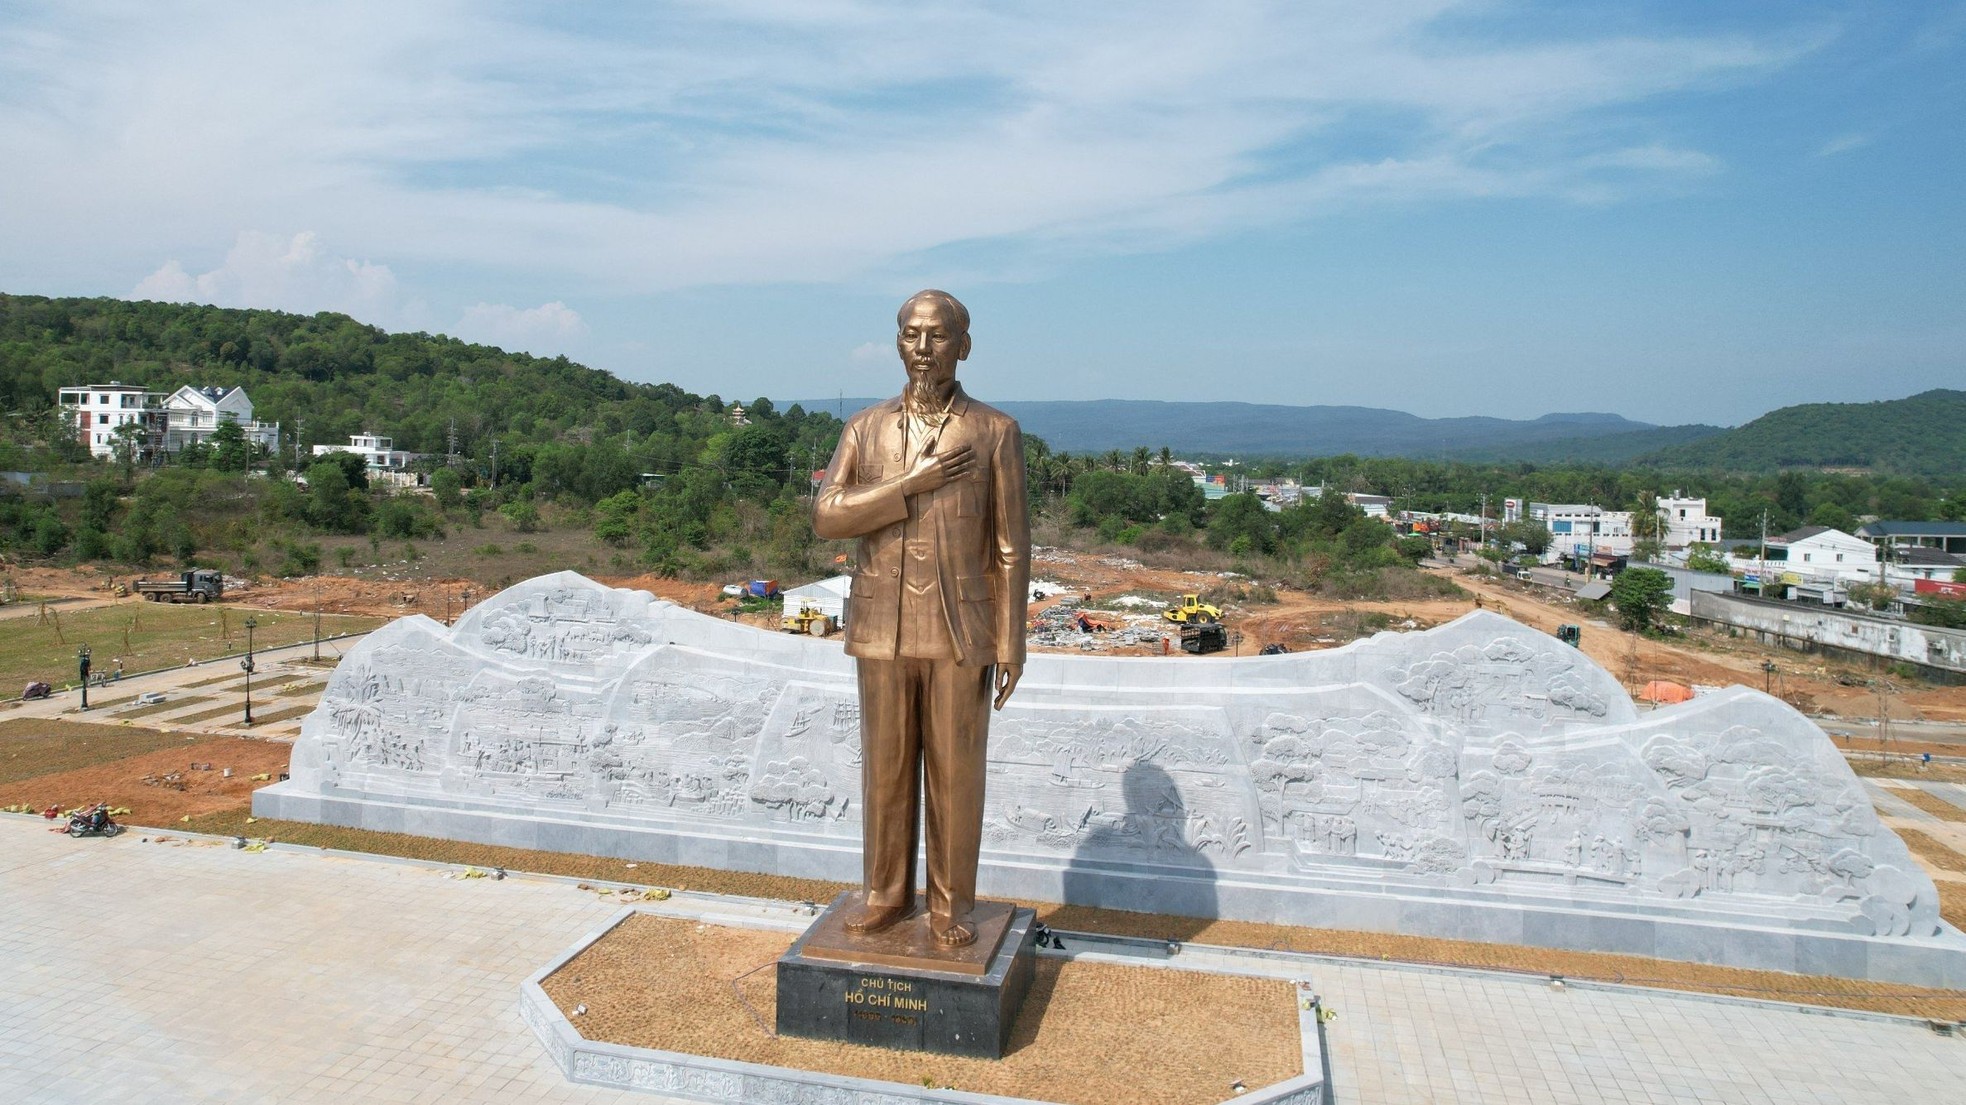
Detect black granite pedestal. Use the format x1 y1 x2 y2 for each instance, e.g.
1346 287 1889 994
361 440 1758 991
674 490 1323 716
775 891 1037 1059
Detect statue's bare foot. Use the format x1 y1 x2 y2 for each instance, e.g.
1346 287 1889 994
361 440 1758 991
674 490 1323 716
931 914 976 948
842 898 911 935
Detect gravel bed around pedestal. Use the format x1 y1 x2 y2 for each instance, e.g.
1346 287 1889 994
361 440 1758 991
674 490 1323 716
532 911 1310 1105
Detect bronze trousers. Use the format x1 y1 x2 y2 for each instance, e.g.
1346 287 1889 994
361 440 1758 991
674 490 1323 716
855 655 993 921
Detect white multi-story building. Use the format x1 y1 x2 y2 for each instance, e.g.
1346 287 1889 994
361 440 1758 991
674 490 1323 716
162 386 281 456
57 382 168 461
1753 526 1880 600
312 432 420 486
1657 491 1724 548
1526 502 1634 564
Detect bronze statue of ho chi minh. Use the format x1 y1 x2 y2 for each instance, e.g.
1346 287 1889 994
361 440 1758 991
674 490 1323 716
813 290 1030 949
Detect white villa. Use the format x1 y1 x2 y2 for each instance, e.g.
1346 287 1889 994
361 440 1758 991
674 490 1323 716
161 386 281 455
313 432 421 486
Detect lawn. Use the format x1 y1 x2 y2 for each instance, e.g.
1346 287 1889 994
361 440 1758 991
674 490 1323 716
0 719 211 786
0 602 385 693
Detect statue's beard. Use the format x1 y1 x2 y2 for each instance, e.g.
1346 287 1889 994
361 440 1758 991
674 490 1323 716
904 373 953 412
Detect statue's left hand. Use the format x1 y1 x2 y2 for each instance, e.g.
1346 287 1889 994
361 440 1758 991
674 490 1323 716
993 663 1022 711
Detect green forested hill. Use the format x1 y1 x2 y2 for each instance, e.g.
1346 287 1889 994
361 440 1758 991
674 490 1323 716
0 295 847 574
0 293 839 481
1446 422 1725 465
1644 390 1966 477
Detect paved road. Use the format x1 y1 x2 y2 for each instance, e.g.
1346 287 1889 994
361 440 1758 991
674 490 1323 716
0 597 115 623
4 818 1964 1104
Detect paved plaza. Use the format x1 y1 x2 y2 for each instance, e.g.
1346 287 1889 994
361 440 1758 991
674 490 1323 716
2 816 1963 1104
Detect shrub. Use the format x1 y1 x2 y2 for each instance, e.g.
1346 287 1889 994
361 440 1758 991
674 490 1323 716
500 501 542 533
275 542 322 578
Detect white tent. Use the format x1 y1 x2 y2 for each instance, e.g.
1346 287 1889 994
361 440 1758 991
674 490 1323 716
782 574 852 624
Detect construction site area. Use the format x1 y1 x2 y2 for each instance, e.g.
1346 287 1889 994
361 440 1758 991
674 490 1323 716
6 548 1965 729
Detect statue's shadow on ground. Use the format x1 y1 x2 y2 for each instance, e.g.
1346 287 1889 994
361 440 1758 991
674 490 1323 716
1010 762 1218 1051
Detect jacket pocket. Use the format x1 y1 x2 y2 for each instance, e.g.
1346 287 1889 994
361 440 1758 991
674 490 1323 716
955 475 984 516
957 575 991 602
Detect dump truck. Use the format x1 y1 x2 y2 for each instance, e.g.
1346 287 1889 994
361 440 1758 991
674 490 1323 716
1161 594 1221 624
135 569 224 604
1555 624 1582 648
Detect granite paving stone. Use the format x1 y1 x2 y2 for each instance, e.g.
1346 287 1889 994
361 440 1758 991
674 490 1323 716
3 816 1964 1103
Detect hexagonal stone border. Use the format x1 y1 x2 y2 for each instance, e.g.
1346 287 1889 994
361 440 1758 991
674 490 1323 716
521 906 1329 1105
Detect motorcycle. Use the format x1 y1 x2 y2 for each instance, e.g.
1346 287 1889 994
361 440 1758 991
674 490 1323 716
65 802 123 838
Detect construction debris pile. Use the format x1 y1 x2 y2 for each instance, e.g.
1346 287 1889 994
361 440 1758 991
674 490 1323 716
1026 593 1171 651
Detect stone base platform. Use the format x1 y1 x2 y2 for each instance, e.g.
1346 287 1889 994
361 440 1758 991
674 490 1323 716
776 893 1036 1058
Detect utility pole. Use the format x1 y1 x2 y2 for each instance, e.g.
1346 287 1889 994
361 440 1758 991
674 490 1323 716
490 437 500 488
294 418 305 470
312 577 322 662
1479 492 1488 551
1759 509 1769 597
447 419 458 465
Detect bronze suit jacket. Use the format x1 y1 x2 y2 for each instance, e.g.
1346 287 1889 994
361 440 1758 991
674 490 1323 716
814 387 1030 667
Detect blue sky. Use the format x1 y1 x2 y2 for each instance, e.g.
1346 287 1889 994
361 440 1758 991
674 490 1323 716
1 1 1959 425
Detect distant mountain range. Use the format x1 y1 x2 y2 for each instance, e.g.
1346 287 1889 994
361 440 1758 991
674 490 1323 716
791 397 1711 460
789 390 1963 477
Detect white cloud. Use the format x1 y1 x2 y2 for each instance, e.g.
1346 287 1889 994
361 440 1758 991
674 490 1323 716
454 301 589 356
4 1 1820 297
129 230 411 323
1815 132 1871 157
848 341 887 364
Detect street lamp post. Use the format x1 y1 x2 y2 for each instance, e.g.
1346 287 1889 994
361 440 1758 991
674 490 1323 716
77 645 92 710
241 616 258 726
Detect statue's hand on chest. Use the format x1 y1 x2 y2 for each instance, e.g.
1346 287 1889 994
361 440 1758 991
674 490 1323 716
899 441 977 498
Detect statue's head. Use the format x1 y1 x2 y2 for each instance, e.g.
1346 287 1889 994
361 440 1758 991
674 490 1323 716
896 289 971 395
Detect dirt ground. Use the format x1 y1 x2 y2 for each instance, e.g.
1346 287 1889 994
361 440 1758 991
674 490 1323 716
542 913 1300 1105
0 737 291 823
1013 551 1966 724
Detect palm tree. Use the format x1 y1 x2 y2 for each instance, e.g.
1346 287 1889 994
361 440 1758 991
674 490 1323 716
1631 492 1665 541
1041 455 1072 498
1157 445 1173 469
1102 449 1124 472
1129 447 1151 474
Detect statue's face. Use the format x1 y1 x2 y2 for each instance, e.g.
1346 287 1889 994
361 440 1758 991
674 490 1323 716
897 299 969 392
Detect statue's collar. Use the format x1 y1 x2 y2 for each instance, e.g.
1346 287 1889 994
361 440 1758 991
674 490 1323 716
885 383 971 419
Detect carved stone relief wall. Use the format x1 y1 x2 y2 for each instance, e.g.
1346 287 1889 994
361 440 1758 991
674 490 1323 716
275 571 1950 953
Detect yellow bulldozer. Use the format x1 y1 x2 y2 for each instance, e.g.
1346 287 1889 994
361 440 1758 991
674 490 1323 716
1161 594 1221 624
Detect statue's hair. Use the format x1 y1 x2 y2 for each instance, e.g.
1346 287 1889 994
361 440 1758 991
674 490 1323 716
897 289 969 336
